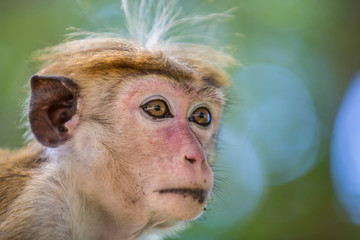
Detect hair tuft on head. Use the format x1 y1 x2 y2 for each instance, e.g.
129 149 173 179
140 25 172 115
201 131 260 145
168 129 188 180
33 0 238 89
121 0 235 51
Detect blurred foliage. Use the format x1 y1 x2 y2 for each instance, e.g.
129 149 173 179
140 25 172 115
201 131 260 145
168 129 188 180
0 0 360 239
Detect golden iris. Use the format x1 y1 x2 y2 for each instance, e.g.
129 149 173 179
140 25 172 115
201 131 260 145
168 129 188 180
142 100 169 118
190 107 211 126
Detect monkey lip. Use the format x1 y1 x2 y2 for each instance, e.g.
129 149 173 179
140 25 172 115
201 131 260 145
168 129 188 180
157 188 208 204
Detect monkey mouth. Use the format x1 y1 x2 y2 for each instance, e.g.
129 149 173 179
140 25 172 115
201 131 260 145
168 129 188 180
157 188 208 204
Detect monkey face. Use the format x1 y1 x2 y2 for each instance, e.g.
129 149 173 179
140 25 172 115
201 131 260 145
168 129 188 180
66 74 222 228
112 75 222 223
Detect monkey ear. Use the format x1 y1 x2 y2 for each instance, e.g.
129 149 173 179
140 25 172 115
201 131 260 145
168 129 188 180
29 75 79 148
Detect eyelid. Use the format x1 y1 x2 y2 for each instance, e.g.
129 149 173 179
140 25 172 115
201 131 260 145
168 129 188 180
187 103 212 118
140 95 171 109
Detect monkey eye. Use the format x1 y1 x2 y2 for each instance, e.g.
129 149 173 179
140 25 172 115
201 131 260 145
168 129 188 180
189 107 211 126
141 99 173 119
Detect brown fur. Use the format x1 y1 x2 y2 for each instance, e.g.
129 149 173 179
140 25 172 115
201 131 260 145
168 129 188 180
0 143 43 220
36 37 235 88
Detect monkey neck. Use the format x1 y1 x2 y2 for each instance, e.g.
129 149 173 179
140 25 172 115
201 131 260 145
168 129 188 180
38 157 139 239
39 147 166 240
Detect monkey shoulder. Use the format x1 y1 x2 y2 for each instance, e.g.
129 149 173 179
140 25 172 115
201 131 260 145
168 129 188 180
0 143 44 219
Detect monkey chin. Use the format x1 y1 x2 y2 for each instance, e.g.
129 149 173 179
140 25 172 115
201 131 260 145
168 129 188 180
153 188 208 222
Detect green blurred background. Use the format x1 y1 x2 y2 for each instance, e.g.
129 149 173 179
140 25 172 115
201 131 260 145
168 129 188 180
0 0 360 239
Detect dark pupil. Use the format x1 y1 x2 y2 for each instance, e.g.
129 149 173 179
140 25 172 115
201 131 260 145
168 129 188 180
198 111 205 118
154 104 161 111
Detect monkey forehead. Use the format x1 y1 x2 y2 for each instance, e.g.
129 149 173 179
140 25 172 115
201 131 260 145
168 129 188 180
35 37 234 88
119 74 226 104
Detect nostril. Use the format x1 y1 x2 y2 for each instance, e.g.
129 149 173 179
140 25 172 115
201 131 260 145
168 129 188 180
185 156 196 164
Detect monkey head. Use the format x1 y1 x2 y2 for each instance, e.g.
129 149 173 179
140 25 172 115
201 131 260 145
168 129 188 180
27 39 232 236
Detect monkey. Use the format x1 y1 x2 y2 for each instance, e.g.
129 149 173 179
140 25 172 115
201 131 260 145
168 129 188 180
0 1 235 239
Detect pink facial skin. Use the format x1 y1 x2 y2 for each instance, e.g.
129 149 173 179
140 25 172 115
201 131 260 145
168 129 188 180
113 75 223 220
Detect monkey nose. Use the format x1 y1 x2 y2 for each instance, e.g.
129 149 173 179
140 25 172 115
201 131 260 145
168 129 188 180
184 150 206 167
185 155 197 164
181 136 206 165
183 151 212 186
